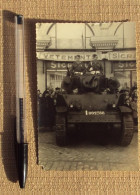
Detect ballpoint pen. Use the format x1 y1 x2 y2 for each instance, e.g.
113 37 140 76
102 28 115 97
15 15 28 188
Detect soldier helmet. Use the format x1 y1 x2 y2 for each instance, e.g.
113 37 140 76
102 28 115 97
92 54 98 58
75 55 80 58
55 87 60 90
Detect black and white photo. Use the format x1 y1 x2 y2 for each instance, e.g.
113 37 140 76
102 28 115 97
36 22 138 171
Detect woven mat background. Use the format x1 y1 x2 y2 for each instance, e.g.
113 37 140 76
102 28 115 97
0 0 140 194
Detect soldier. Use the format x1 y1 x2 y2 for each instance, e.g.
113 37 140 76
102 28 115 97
70 55 86 76
65 55 86 93
89 54 103 74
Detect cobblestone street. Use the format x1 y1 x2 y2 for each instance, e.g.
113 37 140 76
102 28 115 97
39 127 139 171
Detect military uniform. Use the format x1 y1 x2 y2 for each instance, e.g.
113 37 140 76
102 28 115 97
70 61 86 75
89 61 103 73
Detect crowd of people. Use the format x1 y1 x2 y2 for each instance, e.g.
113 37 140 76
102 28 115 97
37 87 64 130
117 83 138 125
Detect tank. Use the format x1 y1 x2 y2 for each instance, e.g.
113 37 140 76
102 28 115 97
55 72 134 146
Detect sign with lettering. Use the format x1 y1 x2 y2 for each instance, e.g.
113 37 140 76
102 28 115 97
37 52 101 61
37 50 136 61
46 62 72 70
113 61 136 70
109 51 136 61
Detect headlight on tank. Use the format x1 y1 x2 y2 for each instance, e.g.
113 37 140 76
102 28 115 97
69 101 82 111
70 104 74 108
107 103 116 109
112 103 116 108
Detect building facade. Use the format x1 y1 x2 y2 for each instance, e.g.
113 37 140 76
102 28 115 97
36 22 136 93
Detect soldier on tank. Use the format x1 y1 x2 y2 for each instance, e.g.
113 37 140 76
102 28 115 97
70 55 86 76
80 54 104 93
88 54 103 74
64 55 87 93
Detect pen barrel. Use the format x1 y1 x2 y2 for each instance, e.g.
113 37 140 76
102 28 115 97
15 15 27 143
17 143 28 188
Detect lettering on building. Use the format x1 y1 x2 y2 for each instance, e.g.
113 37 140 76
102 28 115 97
114 61 136 70
109 51 136 61
37 50 136 62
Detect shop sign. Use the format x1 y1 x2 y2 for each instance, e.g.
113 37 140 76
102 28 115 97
37 52 101 61
114 61 136 70
37 50 136 61
109 51 136 61
46 62 72 70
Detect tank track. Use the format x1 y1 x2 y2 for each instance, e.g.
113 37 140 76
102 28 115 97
55 113 67 146
120 114 134 146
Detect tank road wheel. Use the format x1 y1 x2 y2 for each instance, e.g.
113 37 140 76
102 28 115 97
55 113 67 146
120 114 134 146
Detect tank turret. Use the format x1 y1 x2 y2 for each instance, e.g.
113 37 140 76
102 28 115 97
62 71 120 94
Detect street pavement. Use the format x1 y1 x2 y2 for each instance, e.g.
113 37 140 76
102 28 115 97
38 126 139 171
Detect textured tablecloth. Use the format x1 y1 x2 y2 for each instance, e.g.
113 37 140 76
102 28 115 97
0 0 140 194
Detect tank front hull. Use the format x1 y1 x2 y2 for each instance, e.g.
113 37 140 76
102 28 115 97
67 111 121 123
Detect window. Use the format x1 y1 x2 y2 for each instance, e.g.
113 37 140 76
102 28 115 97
114 71 131 89
46 71 67 89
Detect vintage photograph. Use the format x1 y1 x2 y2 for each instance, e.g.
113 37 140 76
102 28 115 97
36 22 138 171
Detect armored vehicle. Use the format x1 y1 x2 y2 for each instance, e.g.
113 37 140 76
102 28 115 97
55 72 134 146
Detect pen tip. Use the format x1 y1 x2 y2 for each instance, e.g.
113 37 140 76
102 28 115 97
19 180 25 189
16 143 28 189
